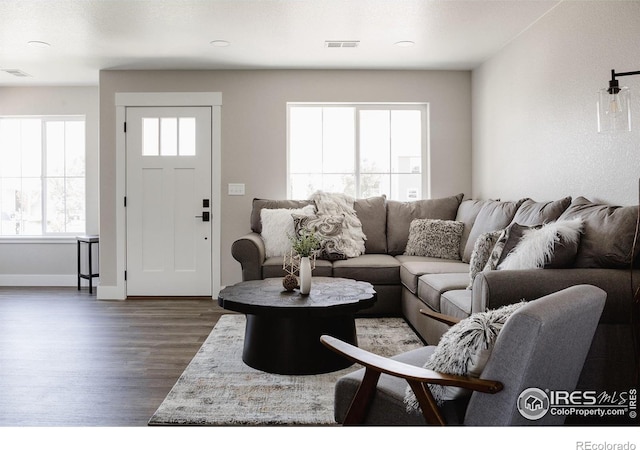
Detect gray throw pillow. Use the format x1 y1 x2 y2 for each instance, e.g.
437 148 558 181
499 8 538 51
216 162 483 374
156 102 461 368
404 302 526 408
467 230 502 289
404 219 464 260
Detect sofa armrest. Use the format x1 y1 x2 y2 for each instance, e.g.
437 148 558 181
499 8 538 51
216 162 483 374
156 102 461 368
231 232 266 281
472 268 637 324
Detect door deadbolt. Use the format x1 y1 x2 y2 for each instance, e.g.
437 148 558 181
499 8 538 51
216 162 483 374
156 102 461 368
195 211 210 222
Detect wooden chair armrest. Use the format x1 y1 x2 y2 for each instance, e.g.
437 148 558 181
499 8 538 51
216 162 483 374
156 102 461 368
320 335 501 393
419 308 462 326
321 335 502 425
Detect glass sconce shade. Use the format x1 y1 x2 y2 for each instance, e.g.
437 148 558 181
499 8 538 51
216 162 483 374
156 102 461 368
597 85 631 133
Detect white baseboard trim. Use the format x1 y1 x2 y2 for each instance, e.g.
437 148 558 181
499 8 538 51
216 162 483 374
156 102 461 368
0 274 79 287
97 285 126 300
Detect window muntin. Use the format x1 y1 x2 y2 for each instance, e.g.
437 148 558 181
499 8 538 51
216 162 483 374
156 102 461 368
0 116 86 236
287 104 427 200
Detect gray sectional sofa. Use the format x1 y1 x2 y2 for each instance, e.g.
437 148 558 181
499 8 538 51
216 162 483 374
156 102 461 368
231 194 637 396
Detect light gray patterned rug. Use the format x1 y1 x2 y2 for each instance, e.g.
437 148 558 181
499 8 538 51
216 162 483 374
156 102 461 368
148 314 423 426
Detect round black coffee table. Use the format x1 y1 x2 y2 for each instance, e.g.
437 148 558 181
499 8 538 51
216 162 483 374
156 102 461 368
217 277 377 375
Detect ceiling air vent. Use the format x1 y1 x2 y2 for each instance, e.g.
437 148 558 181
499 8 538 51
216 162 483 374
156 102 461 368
1 69 32 77
324 40 360 48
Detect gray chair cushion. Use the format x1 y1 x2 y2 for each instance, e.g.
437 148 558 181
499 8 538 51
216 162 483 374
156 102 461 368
332 254 401 284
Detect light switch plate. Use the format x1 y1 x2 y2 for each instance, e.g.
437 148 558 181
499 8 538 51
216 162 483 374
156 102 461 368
228 183 245 196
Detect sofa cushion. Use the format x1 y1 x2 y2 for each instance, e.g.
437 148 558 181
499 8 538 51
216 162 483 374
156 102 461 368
417 273 471 312
512 197 571 226
386 194 464 256
404 219 464 260
558 196 639 268
440 289 473 319
455 199 494 261
332 254 401 284
354 195 387 254
462 199 526 263
260 205 315 257
397 256 469 294
251 198 315 233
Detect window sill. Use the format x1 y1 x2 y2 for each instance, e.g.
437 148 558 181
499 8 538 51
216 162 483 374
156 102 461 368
0 236 78 244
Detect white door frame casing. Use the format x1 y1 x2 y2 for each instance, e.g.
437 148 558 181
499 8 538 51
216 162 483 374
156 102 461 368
99 92 222 300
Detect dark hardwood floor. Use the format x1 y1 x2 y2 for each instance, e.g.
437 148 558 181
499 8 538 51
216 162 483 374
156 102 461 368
0 287 227 426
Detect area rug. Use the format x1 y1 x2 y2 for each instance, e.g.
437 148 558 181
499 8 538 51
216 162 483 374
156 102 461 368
148 314 423 426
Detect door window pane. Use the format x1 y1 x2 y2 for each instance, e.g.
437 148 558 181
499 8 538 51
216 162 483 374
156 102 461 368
179 118 196 156
143 118 160 156
160 118 178 156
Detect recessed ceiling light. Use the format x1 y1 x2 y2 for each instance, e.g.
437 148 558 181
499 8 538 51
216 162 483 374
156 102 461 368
394 41 415 48
28 40 51 49
210 40 230 47
325 40 360 48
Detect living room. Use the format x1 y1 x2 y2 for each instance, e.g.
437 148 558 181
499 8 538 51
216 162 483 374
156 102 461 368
1 0 639 446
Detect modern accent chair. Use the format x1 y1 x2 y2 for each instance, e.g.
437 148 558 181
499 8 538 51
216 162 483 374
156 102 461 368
321 284 606 426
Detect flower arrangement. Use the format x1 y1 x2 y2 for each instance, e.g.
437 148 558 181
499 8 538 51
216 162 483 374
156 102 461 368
288 229 320 257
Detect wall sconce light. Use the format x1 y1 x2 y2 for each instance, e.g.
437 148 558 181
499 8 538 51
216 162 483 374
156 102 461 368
597 69 640 133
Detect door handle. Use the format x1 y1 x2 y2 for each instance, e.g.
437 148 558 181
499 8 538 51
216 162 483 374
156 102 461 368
195 212 210 222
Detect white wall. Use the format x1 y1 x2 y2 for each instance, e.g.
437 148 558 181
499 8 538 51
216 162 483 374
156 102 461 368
473 1 640 206
0 87 100 286
98 70 472 294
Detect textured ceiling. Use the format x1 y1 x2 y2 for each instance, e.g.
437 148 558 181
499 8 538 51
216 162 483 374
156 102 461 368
0 0 562 86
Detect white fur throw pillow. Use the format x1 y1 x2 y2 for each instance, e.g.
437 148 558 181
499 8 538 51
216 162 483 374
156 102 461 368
260 205 315 258
404 302 525 410
498 218 583 270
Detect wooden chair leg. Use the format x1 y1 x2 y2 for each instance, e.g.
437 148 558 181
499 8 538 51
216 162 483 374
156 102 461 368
407 380 446 425
343 368 381 425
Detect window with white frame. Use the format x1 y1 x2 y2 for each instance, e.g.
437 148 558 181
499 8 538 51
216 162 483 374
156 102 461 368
0 116 86 236
287 103 427 200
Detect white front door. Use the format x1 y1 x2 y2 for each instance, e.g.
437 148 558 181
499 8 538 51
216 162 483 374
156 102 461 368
125 106 212 296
